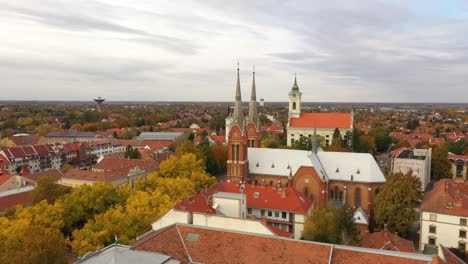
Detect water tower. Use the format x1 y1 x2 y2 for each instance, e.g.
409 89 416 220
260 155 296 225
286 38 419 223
93 97 105 113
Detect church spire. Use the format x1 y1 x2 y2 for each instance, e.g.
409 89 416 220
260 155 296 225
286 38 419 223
233 63 243 125
248 65 258 123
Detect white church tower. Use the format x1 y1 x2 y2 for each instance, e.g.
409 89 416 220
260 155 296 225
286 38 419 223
288 75 302 119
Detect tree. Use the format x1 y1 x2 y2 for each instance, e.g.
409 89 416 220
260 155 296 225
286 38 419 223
358 135 377 155
406 119 420 130
0 219 67 264
291 136 311 150
262 134 280 148
212 144 228 172
71 190 173 256
369 127 392 152
352 127 361 152
431 147 452 181
56 183 130 235
30 176 71 205
374 173 422 235
124 145 141 159
395 140 411 149
135 174 195 203
208 113 226 133
302 204 359 245
259 114 272 126
200 144 221 175
158 153 216 192
445 139 467 155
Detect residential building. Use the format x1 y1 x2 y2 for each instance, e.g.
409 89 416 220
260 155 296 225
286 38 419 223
151 181 312 239
45 129 112 144
0 185 34 214
420 179 467 254
60 157 158 187
285 76 353 147
448 153 467 179
391 148 432 190
0 134 43 147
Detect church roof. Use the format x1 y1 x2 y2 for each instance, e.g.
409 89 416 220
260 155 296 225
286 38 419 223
247 148 385 183
317 151 385 183
289 112 352 129
248 148 327 179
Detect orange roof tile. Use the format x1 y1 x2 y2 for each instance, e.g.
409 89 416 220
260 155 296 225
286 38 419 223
361 231 416 253
289 112 352 128
421 179 468 217
131 224 433 264
0 190 32 212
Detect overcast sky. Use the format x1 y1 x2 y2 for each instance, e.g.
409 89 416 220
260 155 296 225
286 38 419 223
0 0 467 102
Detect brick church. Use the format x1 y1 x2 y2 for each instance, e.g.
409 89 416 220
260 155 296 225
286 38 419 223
225 67 386 229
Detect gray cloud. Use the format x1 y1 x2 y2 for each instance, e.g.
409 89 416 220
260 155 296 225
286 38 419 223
0 0 467 102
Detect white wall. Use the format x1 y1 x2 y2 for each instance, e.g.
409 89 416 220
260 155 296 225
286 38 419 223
192 213 275 236
214 196 244 218
151 209 191 231
393 158 430 190
420 211 467 251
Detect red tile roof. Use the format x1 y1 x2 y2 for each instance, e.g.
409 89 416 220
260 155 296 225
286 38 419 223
0 173 13 186
94 157 158 172
141 140 174 151
289 112 352 129
174 182 313 214
266 223 293 238
0 153 10 166
361 231 416 253
422 179 468 217
0 190 32 212
32 144 49 155
24 169 64 182
131 224 433 264
62 142 81 152
448 153 468 161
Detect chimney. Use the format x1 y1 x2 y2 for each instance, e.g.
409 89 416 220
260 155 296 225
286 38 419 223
260 216 267 225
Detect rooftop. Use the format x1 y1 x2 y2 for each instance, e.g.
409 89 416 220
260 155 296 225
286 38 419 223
131 223 436 264
361 231 417 253
289 112 352 129
134 132 184 141
77 244 177 264
421 178 468 217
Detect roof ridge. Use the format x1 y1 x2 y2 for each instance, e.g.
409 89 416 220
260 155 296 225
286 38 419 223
176 224 193 263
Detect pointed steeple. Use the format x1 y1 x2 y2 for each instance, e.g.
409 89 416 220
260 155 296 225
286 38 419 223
292 73 299 90
233 63 244 125
248 65 258 123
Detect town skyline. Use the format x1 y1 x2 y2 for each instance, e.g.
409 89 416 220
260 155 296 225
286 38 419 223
1 0 468 102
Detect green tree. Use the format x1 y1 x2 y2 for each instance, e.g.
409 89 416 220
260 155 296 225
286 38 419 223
124 145 141 159
352 127 361 152
374 173 422 235
259 114 272 126
302 204 359 245
358 135 377 155
262 134 280 148
369 127 392 152
30 176 71 205
445 139 467 155
431 146 452 181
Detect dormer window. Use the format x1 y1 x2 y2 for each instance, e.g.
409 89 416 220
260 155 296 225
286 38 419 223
271 163 275 168
287 164 290 169
256 161 259 167
356 169 360 174
336 168 339 173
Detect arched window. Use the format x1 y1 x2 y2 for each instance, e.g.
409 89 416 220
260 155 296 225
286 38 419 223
355 188 361 208
330 190 334 200
334 186 339 200
235 144 240 161
375 188 380 196
293 102 296 110
304 187 309 198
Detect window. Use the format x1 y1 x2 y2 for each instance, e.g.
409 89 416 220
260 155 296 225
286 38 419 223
355 188 361 208
430 214 437 221
293 102 296 110
456 160 464 177
235 145 240 161
428 237 436 246
461 218 467 226
268 211 272 217
429 225 436 234
282 212 287 219
261 209 265 216
291 139 295 144
459 242 466 251
460 230 466 238
275 211 279 218
247 208 252 215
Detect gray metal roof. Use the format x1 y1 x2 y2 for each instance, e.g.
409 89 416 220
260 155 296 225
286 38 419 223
134 132 184 141
77 244 178 264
